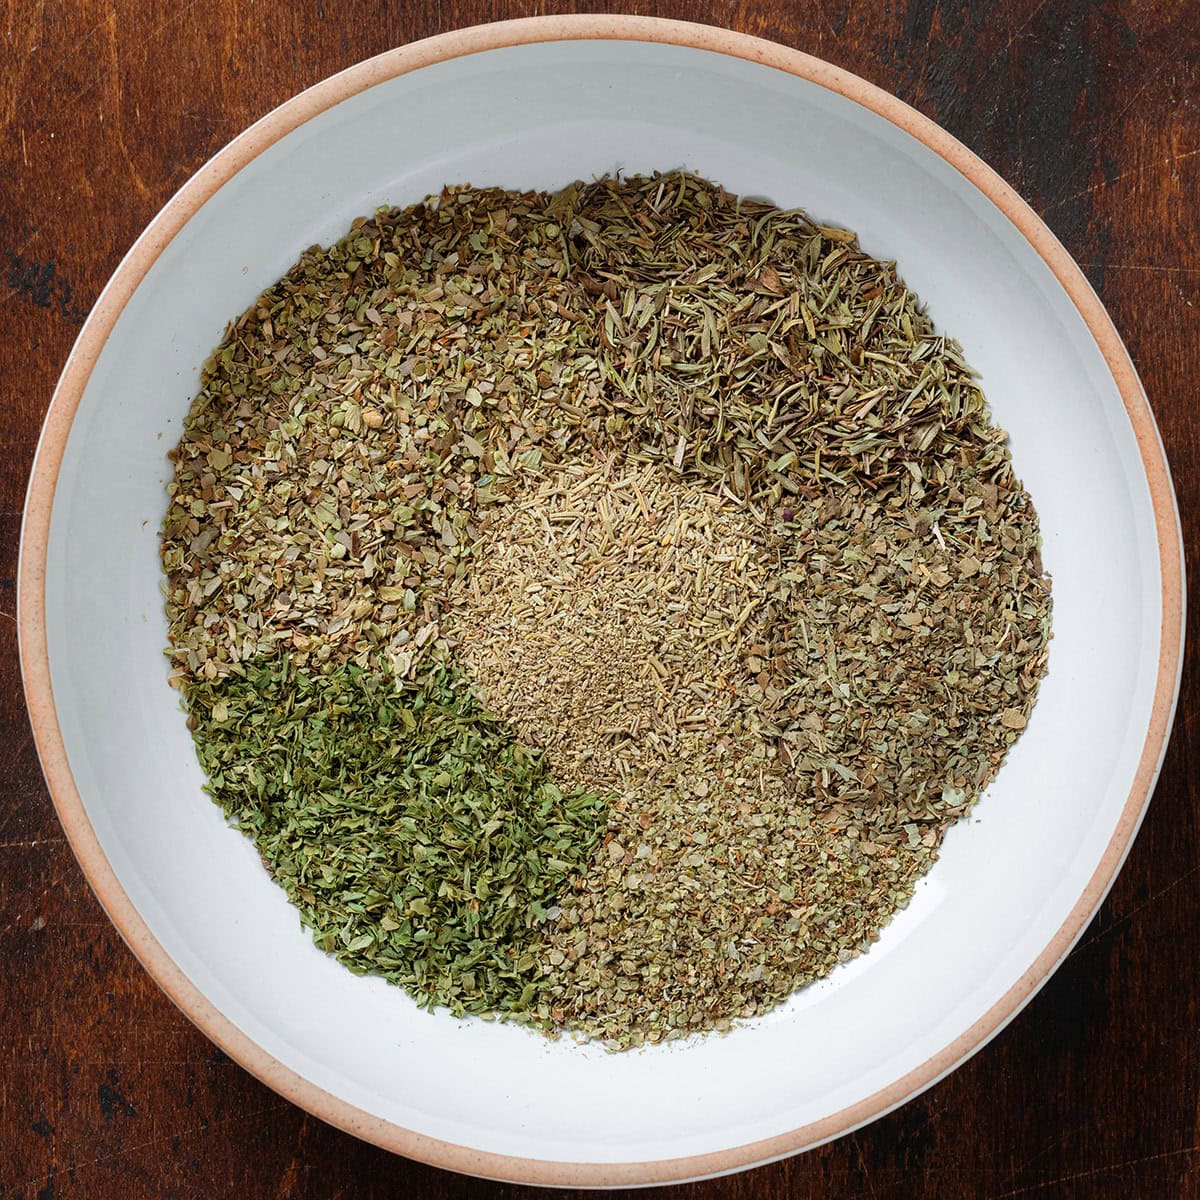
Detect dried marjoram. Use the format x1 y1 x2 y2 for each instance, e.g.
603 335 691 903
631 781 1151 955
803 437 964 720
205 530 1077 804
162 172 1051 1046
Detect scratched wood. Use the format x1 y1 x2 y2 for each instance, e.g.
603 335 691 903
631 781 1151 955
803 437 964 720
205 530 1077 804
2 2 1198 1197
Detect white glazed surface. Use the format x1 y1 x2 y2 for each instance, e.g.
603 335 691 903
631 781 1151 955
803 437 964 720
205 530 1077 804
42 38 1167 1168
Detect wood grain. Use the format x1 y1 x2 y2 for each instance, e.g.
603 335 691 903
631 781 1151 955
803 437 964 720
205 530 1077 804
2 2 1197 1197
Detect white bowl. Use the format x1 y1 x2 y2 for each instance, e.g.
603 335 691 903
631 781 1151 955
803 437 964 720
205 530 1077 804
19 15 1184 1187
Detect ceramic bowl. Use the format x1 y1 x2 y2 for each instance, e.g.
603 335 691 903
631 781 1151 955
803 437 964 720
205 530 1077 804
19 15 1184 1187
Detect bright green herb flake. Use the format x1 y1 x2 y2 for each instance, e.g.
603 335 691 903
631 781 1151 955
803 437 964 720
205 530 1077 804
185 660 607 1017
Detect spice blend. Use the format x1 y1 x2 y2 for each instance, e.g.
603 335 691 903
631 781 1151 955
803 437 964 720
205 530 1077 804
162 173 1051 1047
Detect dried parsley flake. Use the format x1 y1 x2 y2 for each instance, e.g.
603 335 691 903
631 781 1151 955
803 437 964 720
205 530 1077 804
187 660 606 1016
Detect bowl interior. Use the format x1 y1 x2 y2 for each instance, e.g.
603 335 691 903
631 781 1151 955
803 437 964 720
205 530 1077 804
39 35 1169 1173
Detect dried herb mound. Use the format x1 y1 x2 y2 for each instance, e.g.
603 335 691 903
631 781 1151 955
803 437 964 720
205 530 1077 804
162 171 1051 1047
186 661 607 1016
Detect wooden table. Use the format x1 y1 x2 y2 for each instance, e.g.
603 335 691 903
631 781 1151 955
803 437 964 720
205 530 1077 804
3 3 1197 1197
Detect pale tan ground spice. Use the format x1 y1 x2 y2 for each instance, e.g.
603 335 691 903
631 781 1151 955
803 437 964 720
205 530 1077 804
446 459 776 794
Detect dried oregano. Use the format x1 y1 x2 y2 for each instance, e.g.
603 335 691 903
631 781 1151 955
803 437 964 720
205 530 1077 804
162 172 1051 1047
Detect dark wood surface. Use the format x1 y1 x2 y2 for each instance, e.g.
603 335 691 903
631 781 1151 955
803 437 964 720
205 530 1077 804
3 2 1198 1197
